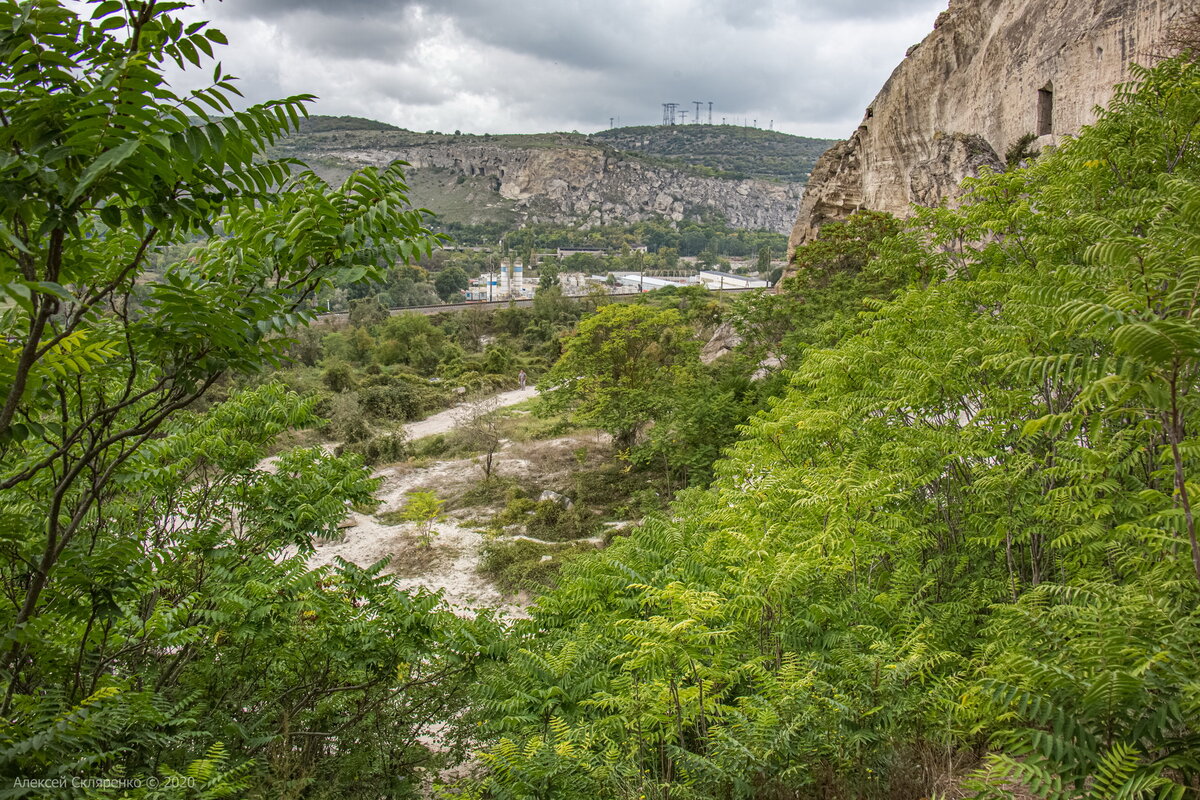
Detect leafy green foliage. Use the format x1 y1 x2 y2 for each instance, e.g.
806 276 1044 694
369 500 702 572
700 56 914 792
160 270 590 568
539 304 700 451
592 124 836 183
729 210 908 371
501 219 787 260
480 538 596 594
401 491 446 547
434 265 470 301
458 56 1200 800
1 386 492 797
0 2 479 795
1005 132 1041 168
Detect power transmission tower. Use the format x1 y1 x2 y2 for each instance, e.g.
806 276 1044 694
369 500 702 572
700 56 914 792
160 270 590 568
662 103 678 125
679 109 688 124
610 117 614 129
707 101 713 124
693 100 702 123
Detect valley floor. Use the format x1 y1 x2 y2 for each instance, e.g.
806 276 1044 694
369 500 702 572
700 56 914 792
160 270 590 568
302 386 616 617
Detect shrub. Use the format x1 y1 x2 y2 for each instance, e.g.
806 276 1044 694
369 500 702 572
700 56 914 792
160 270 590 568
412 434 450 459
400 491 445 547
525 500 596 542
453 475 525 510
339 431 409 465
328 393 370 443
494 495 538 527
480 539 595 593
322 361 356 393
358 373 448 421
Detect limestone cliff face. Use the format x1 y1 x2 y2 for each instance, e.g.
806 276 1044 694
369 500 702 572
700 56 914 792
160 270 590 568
789 0 1188 251
327 142 805 233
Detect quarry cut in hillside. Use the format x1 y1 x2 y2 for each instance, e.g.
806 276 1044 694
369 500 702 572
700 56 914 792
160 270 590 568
277 124 813 233
789 0 1191 251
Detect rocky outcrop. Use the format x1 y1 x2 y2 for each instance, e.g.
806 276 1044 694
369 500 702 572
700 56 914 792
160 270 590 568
700 321 743 364
322 141 805 233
789 0 1189 252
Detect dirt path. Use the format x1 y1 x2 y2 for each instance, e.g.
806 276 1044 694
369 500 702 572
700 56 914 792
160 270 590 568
307 457 523 616
301 387 541 617
404 386 537 440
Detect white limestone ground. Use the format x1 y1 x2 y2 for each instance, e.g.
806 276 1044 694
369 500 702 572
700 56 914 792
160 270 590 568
307 455 522 615
299 386 620 620
403 386 537 440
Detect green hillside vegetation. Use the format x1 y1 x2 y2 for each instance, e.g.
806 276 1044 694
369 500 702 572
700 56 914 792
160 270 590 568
460 58 1200 799
277 117 830 184
5 2 1200 799
297 114 402 133
594 123 836 182
276 125 593 154
403 167 522 227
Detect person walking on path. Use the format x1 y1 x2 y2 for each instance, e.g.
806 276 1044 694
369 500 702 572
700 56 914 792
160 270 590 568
517 369 527 390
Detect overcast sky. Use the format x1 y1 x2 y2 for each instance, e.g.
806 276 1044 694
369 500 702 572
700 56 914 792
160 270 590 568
170 0 948 140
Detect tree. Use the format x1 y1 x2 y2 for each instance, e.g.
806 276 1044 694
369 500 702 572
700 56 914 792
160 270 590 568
533 283 572 325
401 491 446 547
323 360 357 393
732 210 908 368
784 209 903 287
455 394 504 479
537 262 561 292
434 265 470 301
652 246 680 270
348 296 390 328
1004 132 1041 169
756 245 772 274
374 312 446 372
378 263 439 307
0 1 481 791
540 304 699 450
679 229 710 257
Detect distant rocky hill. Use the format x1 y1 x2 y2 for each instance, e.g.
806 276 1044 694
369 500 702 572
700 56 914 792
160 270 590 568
789 0 1190 251
275 119 832 233
593 124 834 183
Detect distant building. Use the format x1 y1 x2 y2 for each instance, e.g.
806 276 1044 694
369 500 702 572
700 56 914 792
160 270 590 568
556 245 648 258
465 261 532 301
697 271 769 290
612 273 697 292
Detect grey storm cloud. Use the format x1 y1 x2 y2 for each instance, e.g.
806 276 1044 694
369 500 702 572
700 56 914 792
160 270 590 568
178 0 947 137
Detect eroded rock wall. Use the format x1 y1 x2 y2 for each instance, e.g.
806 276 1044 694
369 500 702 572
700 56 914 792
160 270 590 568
789 0 1188 251
327 142 805 233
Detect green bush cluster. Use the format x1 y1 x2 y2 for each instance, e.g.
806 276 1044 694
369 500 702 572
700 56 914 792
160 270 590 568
357 372 444 421
524 500 596 543
480 538 595 594
0 3 487 792
337 431 410 466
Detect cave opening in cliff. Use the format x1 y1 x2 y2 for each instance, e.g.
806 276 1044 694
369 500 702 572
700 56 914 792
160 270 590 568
1037 83 1054 136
